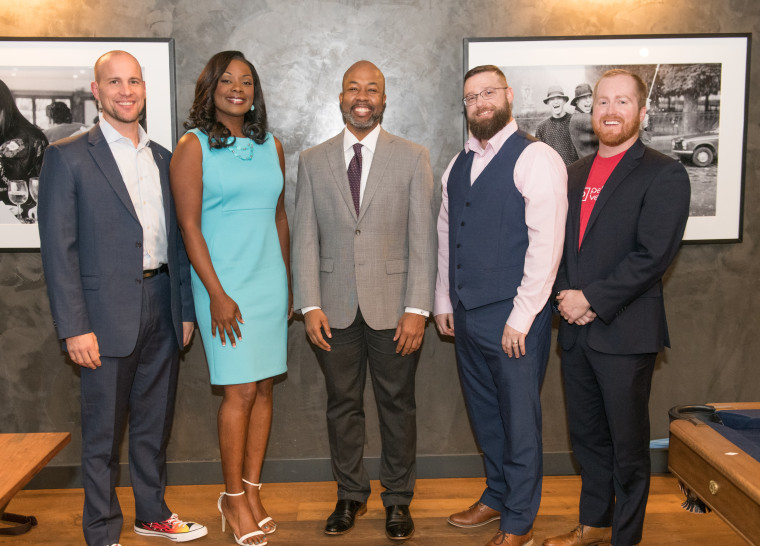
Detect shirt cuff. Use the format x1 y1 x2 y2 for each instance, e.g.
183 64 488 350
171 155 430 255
300 306 320 315
405 307 430 317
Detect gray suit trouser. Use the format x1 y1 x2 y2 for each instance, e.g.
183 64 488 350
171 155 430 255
315 307 418 507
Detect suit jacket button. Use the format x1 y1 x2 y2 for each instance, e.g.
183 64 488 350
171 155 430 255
456 243 461 248
355 229 361 235
456 264 462 269
136 278 141 284
457 284 462 289
460 221 465 226
136 242 142 248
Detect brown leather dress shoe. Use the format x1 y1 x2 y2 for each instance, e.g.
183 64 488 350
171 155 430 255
542 523 612 546
486 529 534 546
447 501 501 528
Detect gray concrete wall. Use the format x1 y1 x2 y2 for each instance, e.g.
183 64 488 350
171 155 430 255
1 0 758 484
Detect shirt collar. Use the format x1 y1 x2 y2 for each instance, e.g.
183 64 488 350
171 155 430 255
343 124 381 154
464 119 518 157
98 113 150 149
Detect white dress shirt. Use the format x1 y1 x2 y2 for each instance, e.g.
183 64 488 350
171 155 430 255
99 116 168 269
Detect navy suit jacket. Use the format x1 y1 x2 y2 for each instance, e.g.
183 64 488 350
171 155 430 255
554 139 690 355
39 125 194 357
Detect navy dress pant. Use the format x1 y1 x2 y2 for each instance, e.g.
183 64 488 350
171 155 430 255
561 326 656 546
454 299 551 535
79 272 179 546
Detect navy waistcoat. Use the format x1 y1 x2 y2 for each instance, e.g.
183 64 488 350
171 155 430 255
448 130 535 310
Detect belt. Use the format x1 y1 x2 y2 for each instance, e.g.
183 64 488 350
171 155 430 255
142 264 168 278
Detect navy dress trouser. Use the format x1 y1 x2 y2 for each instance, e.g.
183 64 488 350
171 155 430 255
454 299 551 535
79 272 178 546
561 326 656 546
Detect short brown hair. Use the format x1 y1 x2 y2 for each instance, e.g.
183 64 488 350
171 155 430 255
594 69 648 109
464 65 508 86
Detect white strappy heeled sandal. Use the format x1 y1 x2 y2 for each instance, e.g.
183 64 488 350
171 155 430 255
217 491 267 545
243 478 277 534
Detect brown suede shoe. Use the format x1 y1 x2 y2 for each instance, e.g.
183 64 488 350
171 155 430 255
542 524 612 546
486 529 534 546
447 501 501 528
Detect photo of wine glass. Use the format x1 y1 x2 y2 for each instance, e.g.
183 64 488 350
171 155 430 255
8 179 29 221
28 177 39 222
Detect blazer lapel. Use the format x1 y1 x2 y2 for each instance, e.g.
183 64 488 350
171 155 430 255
582 139 645 243
149 142 171 229
325 132 358 219
358 128 391 223
88 126 139 223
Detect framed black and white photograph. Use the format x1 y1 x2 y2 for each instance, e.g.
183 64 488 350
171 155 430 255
0 37 176 249
465 34 750 243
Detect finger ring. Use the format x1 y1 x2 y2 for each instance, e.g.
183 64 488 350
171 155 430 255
512 341 518 345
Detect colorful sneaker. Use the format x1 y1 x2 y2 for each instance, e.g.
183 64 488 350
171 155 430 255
134 513 208 542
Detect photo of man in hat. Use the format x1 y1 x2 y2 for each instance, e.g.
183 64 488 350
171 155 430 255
568 82 599 158
535 85 579 165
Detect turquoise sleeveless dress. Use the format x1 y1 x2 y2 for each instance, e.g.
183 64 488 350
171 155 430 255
188 129 287 385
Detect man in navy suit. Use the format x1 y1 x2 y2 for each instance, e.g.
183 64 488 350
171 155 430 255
38 51 206 546
546 69 690 546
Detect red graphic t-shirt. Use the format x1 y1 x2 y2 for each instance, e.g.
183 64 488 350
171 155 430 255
579 151 626 248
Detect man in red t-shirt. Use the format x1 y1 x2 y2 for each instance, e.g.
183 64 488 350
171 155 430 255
547 69 691 546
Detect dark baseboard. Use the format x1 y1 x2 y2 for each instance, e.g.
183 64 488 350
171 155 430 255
23 449 669 490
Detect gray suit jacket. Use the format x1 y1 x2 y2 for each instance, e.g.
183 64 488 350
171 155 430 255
38 125 194 356
292 128 437 330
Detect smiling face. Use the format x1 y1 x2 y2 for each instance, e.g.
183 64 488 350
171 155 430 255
339 61 386 139
547 95 567 118
592 74 646 155
213 59 254 129
91 52 145 132
463 70 513 145
576 94 593 114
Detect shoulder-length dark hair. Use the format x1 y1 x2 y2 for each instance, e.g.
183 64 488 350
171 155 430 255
184 51 268 148
0 78 45 142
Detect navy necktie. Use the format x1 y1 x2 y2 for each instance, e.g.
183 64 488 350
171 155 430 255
347 143 362 215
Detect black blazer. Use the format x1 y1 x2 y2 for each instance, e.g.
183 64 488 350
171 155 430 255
38 125 194 357
554 139 690 355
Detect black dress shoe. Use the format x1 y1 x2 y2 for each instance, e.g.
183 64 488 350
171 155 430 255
385 505 414 540
324 499 367 535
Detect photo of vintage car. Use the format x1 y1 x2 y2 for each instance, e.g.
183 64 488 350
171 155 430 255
672 130 719 167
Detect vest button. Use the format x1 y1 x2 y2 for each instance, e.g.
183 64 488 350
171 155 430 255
460 221 465 226
456 264 462 269
465 202 470 207
456 243 461 248
457 284 462 289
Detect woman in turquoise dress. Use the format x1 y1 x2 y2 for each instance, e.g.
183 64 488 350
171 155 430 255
171 51 291 546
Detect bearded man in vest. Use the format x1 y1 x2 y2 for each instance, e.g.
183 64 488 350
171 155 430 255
434 64 568 546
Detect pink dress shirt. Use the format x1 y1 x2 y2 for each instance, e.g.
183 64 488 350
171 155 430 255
434 120 568 334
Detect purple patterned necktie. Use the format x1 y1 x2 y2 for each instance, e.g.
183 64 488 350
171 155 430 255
347 143 362 215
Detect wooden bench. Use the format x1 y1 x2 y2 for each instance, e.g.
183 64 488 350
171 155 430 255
0 432 71 535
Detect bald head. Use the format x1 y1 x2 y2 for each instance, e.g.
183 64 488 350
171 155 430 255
94 50 142 83
339 60 387 139
342 60 385 94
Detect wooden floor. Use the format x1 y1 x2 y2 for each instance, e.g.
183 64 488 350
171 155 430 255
1 475 747 545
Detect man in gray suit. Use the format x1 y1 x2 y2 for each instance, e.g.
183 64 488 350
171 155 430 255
38 51 206 546
292 60 437 541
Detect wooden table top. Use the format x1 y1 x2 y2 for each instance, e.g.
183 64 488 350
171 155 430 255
0 432 71 509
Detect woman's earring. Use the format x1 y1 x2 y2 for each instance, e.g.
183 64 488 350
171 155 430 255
250 104 255 112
